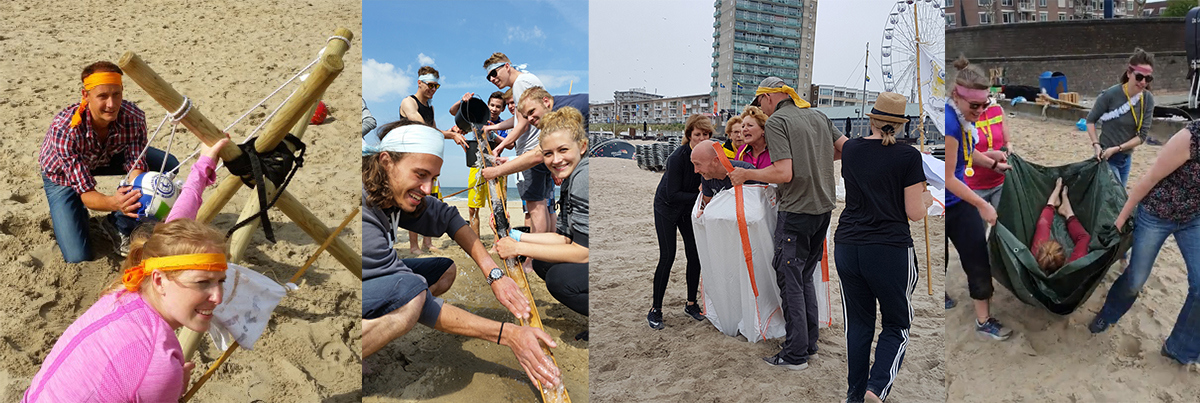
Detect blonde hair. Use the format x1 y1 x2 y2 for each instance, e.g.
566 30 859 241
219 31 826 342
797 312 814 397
870 118 901 146
502 88 514 102
103 219 227 296
483 52 510 68
538 107 587 149
517 86 552 112
724 116 743 136
740 106 769 130
953 55 989 90
684 114 714 140
1035 240 1066 273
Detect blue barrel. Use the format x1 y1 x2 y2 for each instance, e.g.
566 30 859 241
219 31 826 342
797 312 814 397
1039 71 1068 99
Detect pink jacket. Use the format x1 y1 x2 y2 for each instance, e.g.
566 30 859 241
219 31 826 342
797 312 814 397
166 155 218 222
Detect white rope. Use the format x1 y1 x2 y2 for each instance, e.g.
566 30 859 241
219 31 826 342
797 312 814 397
327 35 350 48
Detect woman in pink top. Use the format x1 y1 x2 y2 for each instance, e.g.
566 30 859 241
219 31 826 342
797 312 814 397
166 137 230 222
736 106 773 169
965 102 1010 208
23 219 228 402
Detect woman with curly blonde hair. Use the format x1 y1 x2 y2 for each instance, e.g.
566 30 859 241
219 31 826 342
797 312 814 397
736 106 773 169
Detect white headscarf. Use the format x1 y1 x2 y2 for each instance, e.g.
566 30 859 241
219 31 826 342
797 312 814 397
362 123 444 159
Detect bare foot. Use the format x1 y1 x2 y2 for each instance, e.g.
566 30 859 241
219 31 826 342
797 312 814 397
1048 178 1064 207
866 390 883 403
1058 186 1075 218
522 257 535 274
409 247 423 256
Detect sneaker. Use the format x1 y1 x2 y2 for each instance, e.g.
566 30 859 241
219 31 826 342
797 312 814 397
647 308 664 330
806 346 819 360
1088 315 1112 334
575 330 588 341
101 218 130 257
762 352 808 371
684 303 705 321
945 294 957 310
975 317 1013 341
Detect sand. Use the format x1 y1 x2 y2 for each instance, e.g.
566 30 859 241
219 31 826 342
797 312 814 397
0 1 362 401
589 155 946 402
945 114 1200 402
363 199 589 403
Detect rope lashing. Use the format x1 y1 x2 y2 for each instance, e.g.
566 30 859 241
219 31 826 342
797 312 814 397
122 96 193 186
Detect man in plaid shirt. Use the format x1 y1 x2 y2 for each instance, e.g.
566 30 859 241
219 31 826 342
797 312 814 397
39 61 178 262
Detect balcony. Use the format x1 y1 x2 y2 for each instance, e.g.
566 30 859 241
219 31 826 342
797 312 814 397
714 9 721 18
714 20 721 28
735 10 802 28
712 61 719 67
713 40 719 48
1018 2 1035 12
734 33 799 49
711 71 719 77
712 50 719 57
713 31 720 38
735 1 802 18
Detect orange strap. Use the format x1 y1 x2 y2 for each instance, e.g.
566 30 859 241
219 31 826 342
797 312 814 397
712 142 758 297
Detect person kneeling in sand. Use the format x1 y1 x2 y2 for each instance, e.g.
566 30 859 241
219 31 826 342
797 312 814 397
361 120 561 388
39 61 180 262
494 107 590 340
24 220 228 402
1032 178 1091 274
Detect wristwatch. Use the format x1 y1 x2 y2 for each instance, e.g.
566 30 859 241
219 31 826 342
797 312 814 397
486 267 505 285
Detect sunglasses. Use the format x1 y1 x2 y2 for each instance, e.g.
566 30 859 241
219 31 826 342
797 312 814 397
750 95 764 107
1133 72 1153 83
488 63 507 80
422 81 440 90
966 101 988 111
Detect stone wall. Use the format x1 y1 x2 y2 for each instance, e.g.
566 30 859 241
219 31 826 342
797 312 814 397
946 18 1189 96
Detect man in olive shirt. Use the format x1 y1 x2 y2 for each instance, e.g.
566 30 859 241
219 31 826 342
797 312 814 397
730 77 847 370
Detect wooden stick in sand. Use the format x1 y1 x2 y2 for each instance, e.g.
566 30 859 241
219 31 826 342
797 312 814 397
478 131 570 403
180 206 360 403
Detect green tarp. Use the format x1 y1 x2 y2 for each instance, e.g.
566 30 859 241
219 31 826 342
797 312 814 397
987 154 1133 315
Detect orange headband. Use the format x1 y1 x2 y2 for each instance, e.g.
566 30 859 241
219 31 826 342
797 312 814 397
121 253 227 292
69 72 123 128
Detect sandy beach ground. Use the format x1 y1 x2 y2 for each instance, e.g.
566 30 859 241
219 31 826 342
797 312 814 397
0 1 362 401
590 154 946 402
945 114 1200 402
363 199 589 402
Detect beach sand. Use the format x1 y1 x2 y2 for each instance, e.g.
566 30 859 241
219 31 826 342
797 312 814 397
363 199 589 403
945 114 1200 402
589 155 946 402
0 1 362 401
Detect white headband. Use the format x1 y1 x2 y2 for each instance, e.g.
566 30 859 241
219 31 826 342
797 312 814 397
485 62 507 74
418 74 438 83
362 124 444 159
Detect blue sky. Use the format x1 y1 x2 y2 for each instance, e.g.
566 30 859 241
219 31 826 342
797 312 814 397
363 0 589 188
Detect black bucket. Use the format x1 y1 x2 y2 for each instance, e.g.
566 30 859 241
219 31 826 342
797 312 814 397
455 97 490 133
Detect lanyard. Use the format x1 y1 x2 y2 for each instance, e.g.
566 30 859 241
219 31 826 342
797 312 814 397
1123 84 1145 135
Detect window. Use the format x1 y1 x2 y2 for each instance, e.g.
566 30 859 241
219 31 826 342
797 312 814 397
1058 11 1066 19
1002 12 1014 23
1039 0 1046 6
945 0 954 6
1002 0 1013 5
1143 9 1152 16
833 100 844 106
1058 0 1065 6
1039 11 1047 20
980 12 993 24
978 0 987 5
946 14 957 26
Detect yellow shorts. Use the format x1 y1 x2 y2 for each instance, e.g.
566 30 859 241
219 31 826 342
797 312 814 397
467 167 489 208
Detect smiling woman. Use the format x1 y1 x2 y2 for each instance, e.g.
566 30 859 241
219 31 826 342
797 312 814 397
23 219 228 402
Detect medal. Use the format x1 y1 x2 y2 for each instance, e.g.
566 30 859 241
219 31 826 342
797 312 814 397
965 167 975 177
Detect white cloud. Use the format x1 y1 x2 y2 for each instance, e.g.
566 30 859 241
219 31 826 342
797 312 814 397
535 71 585 92
417 53 435 67
505 25 545 44
362 58 412 103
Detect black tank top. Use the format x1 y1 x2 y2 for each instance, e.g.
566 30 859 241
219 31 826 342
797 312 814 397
401 95 436 126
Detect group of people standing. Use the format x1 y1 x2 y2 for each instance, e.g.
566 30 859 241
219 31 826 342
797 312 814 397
647 76 934 403
360 52 590 390
946 49 1199 367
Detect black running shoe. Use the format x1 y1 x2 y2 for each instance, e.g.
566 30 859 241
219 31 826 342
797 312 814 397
647 308 664 330
762 352 808 371
575 330 588 341
684 303 705 321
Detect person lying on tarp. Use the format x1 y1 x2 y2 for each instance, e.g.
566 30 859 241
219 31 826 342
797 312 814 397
690 139 763 216
1031 178 1092 274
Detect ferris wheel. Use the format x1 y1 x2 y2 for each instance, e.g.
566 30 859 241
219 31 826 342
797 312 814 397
881 0 946 100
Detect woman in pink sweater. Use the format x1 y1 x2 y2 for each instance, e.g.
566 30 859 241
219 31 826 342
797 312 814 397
1032 178 1092 274
23 218 228 402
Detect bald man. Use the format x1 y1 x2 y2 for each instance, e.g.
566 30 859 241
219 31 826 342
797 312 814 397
691 140 760 213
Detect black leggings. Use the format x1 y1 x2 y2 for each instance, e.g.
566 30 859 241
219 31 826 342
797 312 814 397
651 205 701 310
946 201 995 300
533 259 589 316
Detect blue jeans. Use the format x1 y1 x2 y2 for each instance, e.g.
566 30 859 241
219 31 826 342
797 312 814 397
42 148 178 263
1096 206 1200 363
1107 152 1132 187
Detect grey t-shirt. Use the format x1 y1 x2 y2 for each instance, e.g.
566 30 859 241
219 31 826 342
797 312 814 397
362 190 469 281
764 99 845 215
556 157 589 247
1086 84 1155 154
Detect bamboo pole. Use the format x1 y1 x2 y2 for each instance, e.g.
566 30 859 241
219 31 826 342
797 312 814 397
912 4 933 296
181 207 360 403
479 131 569 402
